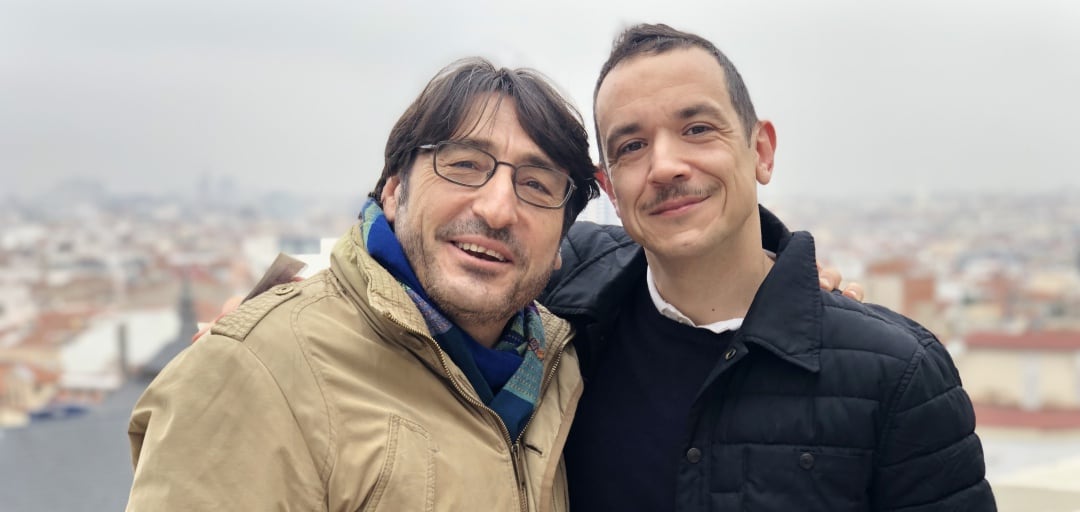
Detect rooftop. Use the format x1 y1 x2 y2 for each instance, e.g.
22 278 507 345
966 331 1080 351
0 332 189 510
976 403 1080 430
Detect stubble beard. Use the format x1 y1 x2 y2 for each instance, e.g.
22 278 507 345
426 259 551 328
393 201 552 331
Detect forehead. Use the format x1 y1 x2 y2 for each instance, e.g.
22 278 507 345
595 47 734 129
450 94 535 146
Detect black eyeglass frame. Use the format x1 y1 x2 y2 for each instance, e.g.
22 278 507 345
417 141 577 210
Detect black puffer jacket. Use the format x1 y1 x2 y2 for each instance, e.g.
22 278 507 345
539 207 995 511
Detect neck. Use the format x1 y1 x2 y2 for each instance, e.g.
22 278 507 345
454 317 508 349
646 230 773 326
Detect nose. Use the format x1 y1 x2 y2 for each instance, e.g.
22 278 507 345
470 164 520 229
648 133 691 184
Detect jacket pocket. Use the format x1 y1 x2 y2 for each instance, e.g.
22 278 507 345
363 415 436 512
742 445 871 512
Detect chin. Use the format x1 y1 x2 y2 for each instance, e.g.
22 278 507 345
649 232 716 258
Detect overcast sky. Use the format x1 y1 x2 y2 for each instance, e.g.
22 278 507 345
2 0 1078 201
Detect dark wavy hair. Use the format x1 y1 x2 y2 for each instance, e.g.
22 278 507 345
369 57 599 235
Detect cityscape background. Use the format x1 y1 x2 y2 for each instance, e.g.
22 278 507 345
3 1 1080 510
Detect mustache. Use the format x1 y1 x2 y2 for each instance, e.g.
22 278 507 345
436 218 523 260
640 183 718 212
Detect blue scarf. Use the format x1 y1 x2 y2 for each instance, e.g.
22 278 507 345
359 199 547 441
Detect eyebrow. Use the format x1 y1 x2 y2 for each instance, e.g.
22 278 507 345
603 122 641 158
458 137 557 168
603 103 729 158
677 103 726 121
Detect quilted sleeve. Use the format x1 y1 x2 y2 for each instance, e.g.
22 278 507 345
872 337 997 511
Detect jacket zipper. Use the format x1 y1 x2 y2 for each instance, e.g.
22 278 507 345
383 311 569 512
510 346 565 510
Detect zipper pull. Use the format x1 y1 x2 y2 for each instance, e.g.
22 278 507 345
512 442 529 509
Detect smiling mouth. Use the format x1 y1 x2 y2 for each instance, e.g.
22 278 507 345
453 242 508 262
650 196 706 215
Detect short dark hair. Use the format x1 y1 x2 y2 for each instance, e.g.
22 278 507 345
370 57 599 235
594 23 759 165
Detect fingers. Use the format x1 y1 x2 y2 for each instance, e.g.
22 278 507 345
818 266 842 292
816 261 865 302
842 282 865 302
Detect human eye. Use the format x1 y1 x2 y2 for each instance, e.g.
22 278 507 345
517 168 556 195
445 156 484 170
606 140 647 171
437 144 491 174
517 167 570 205
447 157 481 169
616 140 645 156
684 124 714 136
608 140 645 166
520 177 552 195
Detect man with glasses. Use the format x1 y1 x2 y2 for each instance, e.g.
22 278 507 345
128 43 859 511
420 141 576 212
126 58 599 511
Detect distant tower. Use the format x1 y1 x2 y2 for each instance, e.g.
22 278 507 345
197 173 211 203
1075 245 1080 275
1074 226 1080 274
177 273 198 342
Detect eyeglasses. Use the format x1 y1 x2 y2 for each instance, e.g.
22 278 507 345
418 141 576 209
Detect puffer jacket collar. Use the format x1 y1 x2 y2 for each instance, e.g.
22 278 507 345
541 205 820 372
541 222 644 327
737 229 823 373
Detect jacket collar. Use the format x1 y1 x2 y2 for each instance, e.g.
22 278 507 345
736 228 824 373
330 224 431 335
542 205 790 328
541 222 646 327
329 223 575 372
541 205 821 373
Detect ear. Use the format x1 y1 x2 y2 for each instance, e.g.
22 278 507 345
753 120 777 185
380 175 402 222
594 166 621 218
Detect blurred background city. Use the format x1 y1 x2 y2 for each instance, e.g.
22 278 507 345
3 0 1079 510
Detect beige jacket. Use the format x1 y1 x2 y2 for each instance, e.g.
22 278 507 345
127 225 583 511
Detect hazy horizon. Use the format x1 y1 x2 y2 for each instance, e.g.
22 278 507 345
3 0 1079 201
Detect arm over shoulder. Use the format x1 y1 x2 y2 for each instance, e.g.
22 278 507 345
127 334 325 511
872 336 996 511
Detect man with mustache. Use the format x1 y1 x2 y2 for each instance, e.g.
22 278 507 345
126 57 600 511
542 23 995 511
131 37 858 511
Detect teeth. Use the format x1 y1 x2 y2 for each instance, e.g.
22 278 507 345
454 242 507 262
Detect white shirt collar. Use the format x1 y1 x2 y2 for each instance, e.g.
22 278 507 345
644 250 776 335
645 265 744 334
